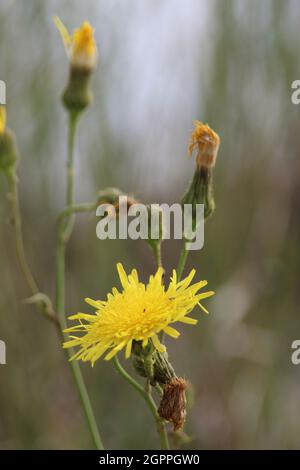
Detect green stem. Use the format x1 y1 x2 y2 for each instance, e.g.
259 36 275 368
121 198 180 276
55 112 104 450
7 171 38 293
113 356 169 450
155 242 165 344
58 201 98 242
176 241 189 280
151 244 171 448
63 112 78 241
7 169 56 323
153 242 162 268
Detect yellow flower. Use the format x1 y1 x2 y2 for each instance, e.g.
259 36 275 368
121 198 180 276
188 120 220 168
63 263 214 365
54 16 97 69
0 106 6 133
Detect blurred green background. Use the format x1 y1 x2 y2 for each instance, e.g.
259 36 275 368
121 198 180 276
0 0 300 449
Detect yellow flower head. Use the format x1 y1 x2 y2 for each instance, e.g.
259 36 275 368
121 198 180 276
188 120 220 169
0 106 6 133
54 16 97 69
63 263 214 365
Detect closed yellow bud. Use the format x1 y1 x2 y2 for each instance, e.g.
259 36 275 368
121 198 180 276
54 17 97 71
72 21 97 70
54 17 98 113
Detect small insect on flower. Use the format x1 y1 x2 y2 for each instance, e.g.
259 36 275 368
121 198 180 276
54 16 97 70
63 263 215 365
189 121 220 169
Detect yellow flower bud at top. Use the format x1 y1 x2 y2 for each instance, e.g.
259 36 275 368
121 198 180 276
0 106 6 133
54 17 98 113
72 22 97 70
54 17 97 71
188 120 220 169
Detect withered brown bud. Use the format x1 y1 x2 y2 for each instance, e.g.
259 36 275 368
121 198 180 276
158 377 187 431
113 195 137 216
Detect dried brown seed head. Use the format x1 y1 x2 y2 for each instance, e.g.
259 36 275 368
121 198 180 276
158 377 187 431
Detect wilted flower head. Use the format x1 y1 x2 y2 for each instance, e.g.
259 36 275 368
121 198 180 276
158 377 187 431
189 120 220 169
63 263 214 365
54 17 97 70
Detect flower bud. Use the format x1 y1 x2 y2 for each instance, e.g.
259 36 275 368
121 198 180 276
97 188 137 219
132 341 176 386
188 120 220 169
181 166 215 222
181 121 220 224
62 67 93 113
0 107 19 172
133 340 187 430
54 17 97 113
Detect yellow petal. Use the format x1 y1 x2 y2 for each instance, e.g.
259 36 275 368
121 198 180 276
84 297 103 309
68 312 96 321
88 344 110 363
0 106 6 133
198 290 215 300
125 339 133 359
177 269 196 289
104 341 126 361
178 316 198 325
130 268 139 284
53 16 71 52
117 262 130 289
152 334 166 353
63 338 82 348
154 267 164 283
163 326 180 338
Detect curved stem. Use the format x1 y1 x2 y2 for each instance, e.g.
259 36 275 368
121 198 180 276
58 201 98 243
113 356 169 450
55 112 104 450
7 169 56 323
8 172 38 293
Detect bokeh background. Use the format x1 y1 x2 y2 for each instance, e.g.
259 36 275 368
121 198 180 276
0 0 300 450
